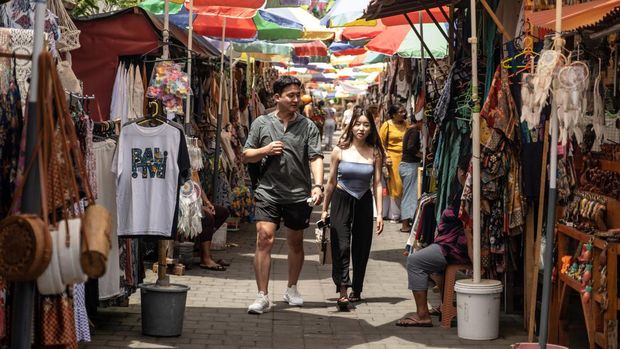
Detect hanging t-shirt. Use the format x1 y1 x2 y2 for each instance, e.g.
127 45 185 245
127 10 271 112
112 122 190 238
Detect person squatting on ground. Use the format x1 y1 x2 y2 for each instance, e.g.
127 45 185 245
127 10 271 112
322 108 385 311
396 163 472 327
243 76 324 314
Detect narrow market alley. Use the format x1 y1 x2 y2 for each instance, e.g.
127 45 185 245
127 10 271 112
83 141 527 349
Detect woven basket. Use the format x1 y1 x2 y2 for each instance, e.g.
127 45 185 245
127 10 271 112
57 26 81 52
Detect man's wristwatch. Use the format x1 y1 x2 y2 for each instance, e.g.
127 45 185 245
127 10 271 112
312 184 324 192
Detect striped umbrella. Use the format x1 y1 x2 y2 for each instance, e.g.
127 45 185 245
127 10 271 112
141 0 305 40
366 24 448 58
349 52 387 67
329 41 367 57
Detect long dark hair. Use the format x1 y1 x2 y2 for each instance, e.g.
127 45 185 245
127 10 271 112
338 108 385 160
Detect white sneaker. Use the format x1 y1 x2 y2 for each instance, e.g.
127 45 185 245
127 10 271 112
247 292 273 314
283 285 304 306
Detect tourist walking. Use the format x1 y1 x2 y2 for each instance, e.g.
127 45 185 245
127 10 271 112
243 76 324 314
322 108 385 311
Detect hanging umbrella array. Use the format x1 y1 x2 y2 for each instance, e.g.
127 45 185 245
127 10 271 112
320 0 375 27
328 41 367 57
366 23 448 58
142 2 306 40
264 7 335 40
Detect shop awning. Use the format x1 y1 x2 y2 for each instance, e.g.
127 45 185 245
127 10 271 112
364 0 457 20
526 0 620 31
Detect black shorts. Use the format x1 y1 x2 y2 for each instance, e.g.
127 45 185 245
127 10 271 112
254 198 313 231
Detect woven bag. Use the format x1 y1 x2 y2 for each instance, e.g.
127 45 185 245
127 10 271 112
49 0 81 52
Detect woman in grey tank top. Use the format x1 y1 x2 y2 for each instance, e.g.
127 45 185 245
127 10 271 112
321 108 385 311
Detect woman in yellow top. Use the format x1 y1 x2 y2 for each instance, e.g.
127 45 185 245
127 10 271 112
379 103 410 223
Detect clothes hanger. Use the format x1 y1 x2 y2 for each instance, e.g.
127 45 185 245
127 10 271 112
140 42 200 63
123 100 169 128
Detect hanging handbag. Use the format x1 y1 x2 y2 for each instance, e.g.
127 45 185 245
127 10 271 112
47 52 112 279
0 55 53 281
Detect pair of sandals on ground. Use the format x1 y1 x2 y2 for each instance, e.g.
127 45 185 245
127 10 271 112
336 291 362 311
395 305 441 327
199 259 230 271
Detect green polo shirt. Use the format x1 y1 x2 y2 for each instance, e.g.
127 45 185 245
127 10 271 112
244 112 323 204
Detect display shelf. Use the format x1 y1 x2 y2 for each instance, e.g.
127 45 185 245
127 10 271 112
551 224 619 349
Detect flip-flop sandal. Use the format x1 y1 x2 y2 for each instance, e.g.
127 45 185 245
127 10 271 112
395 317 433 327
200 264 226 271
399 228 411 233
337 296 350 311
216 259 231 267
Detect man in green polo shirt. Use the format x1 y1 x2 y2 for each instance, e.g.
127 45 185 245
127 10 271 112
243 76 324 314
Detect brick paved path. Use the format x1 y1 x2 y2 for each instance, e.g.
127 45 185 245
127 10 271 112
84 136 527 349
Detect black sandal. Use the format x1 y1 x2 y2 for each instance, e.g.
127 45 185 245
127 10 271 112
337 296 349 311
348 292 361 303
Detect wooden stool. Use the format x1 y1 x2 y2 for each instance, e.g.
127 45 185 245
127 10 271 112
440 264 472 328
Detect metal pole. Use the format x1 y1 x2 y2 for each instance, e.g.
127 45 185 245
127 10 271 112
184 0 194 126
212 17 226 201
11 1 46 348
539 2 562 347
469 0 481 284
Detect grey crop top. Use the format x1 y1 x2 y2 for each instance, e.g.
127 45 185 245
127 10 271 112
337 161 374 199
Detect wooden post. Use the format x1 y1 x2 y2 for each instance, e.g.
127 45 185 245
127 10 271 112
479 0 513 41
157 240 170 286
524 206 535 329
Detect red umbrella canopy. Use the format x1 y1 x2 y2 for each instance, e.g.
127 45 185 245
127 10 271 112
380 7 449 26
191 0 265 18
341 7 448 41
293 41 328 57
193 15 257 39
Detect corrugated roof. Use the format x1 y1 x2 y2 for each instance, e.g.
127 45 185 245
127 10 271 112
364 0 457 20
526 0 620 32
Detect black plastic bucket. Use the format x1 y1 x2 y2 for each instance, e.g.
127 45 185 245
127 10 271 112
139 283 190 337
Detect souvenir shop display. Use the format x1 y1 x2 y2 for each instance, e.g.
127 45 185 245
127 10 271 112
146 61 191 116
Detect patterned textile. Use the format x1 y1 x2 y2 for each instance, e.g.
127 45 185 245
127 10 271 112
41 293 77 349
0 277 5 340
73 284 90 343
76 116 97 200
0 74 23 218
434 205 469 265
0 0 60 52
480 67 518 141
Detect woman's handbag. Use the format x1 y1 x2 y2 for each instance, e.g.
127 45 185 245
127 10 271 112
0 214 52 281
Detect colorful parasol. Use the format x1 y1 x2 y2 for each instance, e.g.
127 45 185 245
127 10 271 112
366 24 448 58
264 7 335 40
141 0 306 40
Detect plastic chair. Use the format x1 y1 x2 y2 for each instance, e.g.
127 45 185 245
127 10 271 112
440 264 472 328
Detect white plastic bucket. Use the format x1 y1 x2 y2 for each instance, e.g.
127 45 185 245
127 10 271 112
455 279 503 340
211 224 227 251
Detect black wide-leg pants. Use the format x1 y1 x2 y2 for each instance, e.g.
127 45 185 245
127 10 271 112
329 188 374 293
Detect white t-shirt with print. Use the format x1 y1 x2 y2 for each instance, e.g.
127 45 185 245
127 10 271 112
112 123 189 237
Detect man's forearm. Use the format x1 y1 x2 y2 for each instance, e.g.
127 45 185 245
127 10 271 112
243 147 267 164
310 157 324 185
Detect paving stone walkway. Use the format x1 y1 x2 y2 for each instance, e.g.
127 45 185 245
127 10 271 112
83 135 528 349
